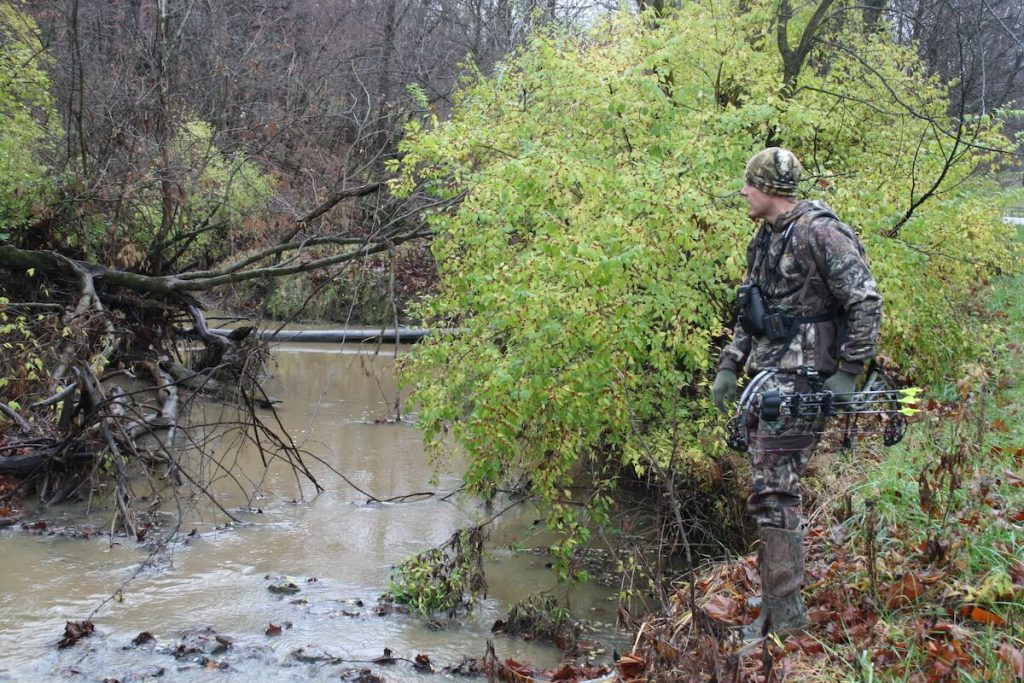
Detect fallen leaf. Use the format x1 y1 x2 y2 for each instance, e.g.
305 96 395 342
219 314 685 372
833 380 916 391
615 652 646 681
996 643 1024 679
131 631 155 647
915 539 948 565
918 469 940 517
265 623 282 636
501 657 535 683
1005 470 1024 488
1010 560 1024 587
785 634 824 655
871 646 906 668
58 620 95 649
961 605 1007 627
702 592 743 623
551 664 609 680
885 572 926 609
444 657 487 676
653 638 680 664
414 653 432 672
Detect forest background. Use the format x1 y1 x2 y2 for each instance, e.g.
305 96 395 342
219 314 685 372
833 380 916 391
1 0 1024 678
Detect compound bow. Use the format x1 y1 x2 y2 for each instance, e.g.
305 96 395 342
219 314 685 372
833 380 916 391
725 367 920 452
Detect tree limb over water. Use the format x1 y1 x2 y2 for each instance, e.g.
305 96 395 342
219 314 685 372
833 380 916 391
0 176 449 531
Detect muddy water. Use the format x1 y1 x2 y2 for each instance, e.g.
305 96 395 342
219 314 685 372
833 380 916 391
0 342 624 682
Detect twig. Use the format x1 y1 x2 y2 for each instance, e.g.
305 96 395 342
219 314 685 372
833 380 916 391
0 403 32 433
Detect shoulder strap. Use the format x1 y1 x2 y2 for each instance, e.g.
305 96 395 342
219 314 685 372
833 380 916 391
747 223 771 278
797 208 864 279
795 208 866 349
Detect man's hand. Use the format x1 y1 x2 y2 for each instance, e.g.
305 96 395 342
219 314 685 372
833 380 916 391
712 369 738 412
823 370 858 396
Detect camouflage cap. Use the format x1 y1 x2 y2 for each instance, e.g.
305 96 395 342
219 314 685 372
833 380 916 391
744 147 802 197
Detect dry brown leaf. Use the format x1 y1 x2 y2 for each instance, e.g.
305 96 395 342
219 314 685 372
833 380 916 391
885 572 926 609
702 592 743 623
57 620 95 649
654 638 680 664
1010 560 1024 587
500 657 535 683
615 652 646 681
997 643 1024 679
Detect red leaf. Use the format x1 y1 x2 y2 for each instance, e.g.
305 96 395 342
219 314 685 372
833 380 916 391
962 605 1007 626
785 634 824 654
265 623 282 636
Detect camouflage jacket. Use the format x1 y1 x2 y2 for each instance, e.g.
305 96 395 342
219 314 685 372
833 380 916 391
718 200 882 377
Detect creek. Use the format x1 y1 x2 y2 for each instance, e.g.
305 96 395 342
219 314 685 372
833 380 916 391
0 341 625 682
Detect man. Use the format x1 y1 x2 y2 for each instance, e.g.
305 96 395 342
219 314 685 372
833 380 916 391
712 147 882 639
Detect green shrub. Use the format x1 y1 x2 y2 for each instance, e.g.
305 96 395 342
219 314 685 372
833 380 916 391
394 4 1020 575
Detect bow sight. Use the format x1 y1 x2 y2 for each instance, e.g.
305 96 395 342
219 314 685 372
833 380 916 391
725 368 920 452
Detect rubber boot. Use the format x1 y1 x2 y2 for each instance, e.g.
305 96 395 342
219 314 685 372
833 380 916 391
742 527 808 641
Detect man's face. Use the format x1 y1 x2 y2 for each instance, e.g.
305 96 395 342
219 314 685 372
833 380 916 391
740 182 773 221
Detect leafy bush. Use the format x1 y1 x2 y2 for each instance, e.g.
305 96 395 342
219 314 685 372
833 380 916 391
385 526 486 617
0 3 62 238
0 296 52 410
393 4 1020 574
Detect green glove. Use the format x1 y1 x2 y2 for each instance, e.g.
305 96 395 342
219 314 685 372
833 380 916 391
823 370 858 396
712 369 738 413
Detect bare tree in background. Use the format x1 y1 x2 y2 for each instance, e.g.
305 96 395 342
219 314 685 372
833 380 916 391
0 0 609 523
884 0 1024 173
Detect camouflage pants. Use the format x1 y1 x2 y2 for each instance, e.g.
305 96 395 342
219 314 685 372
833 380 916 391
746 373 825 531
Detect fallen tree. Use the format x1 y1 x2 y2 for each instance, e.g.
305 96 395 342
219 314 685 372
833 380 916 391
0 1 461 532
0 178 456 531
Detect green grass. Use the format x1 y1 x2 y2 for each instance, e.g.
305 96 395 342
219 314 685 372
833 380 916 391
815 231 1024 681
